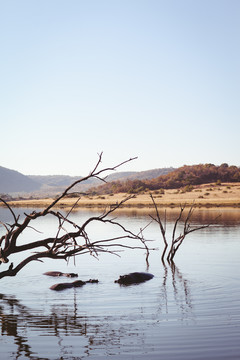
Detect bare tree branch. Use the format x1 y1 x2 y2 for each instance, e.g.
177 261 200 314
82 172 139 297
150 195 215 263
149 193 168 261
0 154 150 280
0 198 18 224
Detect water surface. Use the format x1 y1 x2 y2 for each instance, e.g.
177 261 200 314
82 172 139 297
0 207 240 359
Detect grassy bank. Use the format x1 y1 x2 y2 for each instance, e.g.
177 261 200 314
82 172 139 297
4 182 240 209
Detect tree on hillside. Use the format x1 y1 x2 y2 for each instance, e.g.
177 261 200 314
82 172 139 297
0 154 151 280
90 163 240 194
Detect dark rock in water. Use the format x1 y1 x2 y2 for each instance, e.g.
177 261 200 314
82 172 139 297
43 271 78 278
114 272 154 285
50 279 99 291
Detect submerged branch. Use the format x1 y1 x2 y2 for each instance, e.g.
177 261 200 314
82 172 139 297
0 154 152 280
150 195 215 263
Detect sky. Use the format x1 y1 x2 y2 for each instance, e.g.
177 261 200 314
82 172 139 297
0 0 239 176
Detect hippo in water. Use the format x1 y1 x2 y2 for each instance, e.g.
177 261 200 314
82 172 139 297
50 279 99 291
115 272 154 285
43 271 78 278
50 280 86 291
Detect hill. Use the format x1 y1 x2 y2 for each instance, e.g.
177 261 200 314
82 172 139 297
148 163 240 189
27 168 174 194
106 168 174 181
0 166 174 196
29 175 80 188
3 163 239 197
90 163 240 194
29 168 174 188
0 166 41 194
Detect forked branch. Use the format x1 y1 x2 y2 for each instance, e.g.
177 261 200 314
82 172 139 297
150 195 214 262
0 154 150 280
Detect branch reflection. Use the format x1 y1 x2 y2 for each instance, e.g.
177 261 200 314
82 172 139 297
0 292 144 359
159 261 193 320
1 264 194 359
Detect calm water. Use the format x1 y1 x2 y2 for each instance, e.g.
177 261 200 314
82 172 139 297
0 207 240 359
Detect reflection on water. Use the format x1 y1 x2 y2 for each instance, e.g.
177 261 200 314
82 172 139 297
0 262 195 360
1 292 94 359
159 262 193 320
105 207 240 225
1 260 240 359
0 208 240 359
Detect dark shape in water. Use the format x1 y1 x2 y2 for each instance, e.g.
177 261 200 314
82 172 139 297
43 271 78 278
50 279 99 291
114 272 154 285
87 279 99 283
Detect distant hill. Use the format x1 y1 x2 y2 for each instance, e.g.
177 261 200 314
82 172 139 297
29 175 80 188
5 163 240 197
2 163 240 197
106 168 175 181
90 163 240 194
0 166 175 196
148 163 240 189
29 168 174 188
0 166 41 194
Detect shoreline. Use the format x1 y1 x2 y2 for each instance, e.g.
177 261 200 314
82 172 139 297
3 182 240 210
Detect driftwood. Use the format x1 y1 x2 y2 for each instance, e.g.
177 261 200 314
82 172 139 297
0 153 151 280
150 194 214 262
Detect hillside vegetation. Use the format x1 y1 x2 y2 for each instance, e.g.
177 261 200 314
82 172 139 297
90 163 240 195
1 163 240 202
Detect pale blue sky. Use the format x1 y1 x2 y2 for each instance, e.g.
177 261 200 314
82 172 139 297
1 0 239 175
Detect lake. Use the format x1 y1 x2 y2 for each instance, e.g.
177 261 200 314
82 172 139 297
0 207 240 359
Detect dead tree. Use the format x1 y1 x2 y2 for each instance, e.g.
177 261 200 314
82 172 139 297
0 154 151 280
150 194 212 262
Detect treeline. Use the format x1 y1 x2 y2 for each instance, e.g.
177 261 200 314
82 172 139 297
89 163 240 195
